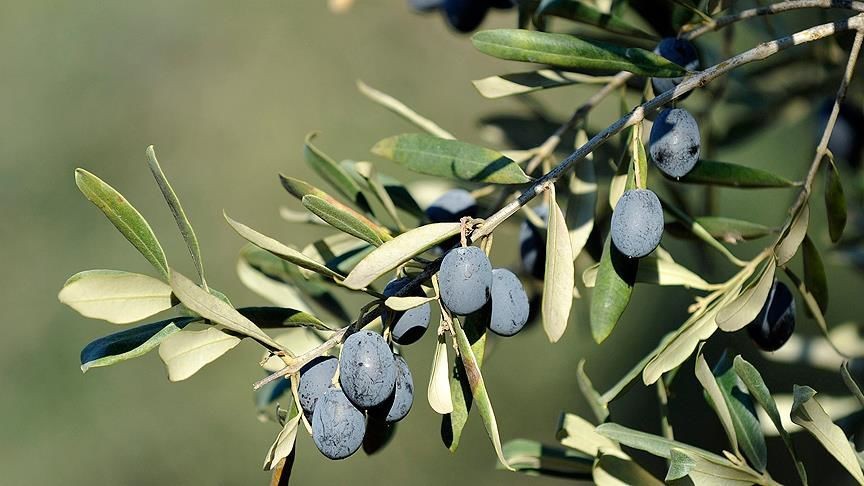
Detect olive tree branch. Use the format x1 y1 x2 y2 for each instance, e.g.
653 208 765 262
472 14 864 241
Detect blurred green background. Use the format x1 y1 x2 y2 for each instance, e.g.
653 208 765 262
3 1 864 484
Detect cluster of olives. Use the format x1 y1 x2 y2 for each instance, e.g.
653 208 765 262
746 280 796 352
407 0 515 33
301 330 413 460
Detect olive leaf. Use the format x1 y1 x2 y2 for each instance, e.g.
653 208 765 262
589 237 637 344
443 311 488 452
385 295 437 311
666 217 774 243
716 257 776 332
304 132 371 213
733 356 807 485
842 362 864 407
712 353 767 472
565 133 597 261
825 156 847 243
342 222 461 290
791 385 864 485
300 233 373 278
158 327 242 382
666 448 762 485
74 168 169 280
235 307 332 331
678 160 797 188
556 413 617 456
542 184 574 343
59 269 176 324
534 0 658 40
237 257 315 312
301 194 387 246
372 133 530 184
472 70 613 99
802 234 829 313
263 401 302 470
582 254 713 290
499 439 593 479
775 203 810 266
146 146 207 288
352 161 405 231
428 332 453 414
356 80 455 140
695 351 740 457
595 451 664 485
596 422 730 464
79 317 198 372
471 29 687 77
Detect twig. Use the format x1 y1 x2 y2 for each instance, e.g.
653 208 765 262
472 14 864 241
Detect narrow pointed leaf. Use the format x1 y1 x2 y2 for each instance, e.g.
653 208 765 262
304 132 370 212
263 403 302 470
385 295 437 311
235 307 332 331
712 353 767 472
695 352 739 456
733 356 807 485
59 270 175 324
74 168 169 280
428 332 454 414
500 439 593 479
472 69 613 99
791 385 864 485
80 317 197 372
776 203 810 266
471 29 687 77
842 362 864 407
666 448 761 485
300 233 373 277
589 237 637 343
534 0 659 40
716 258 776 332
555 413 617 456
146 146 207 287
302 195 386 246
372 133 530 184
582 255 713 290
596 423 729 463
542 185 574 343
356 80 455 140
158 327 242 382
802 234 829 313
225 213 343 280
666 217 774 243
678 160 797 188
343 223 461 290
443 311 487 451
353 161 405 231
825 158 847 242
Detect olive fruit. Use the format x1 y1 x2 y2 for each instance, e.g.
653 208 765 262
747 281 796 352
382 278 431 345
611 189 664 259
519 205 548 279
443 0 488 33
649 108 701 178
651 37 699 95
384 355 414 423
488 269 530 336
439 246 493 315
298 356 338 418
425 188 478 223
339 330 397 409
311 387 366 460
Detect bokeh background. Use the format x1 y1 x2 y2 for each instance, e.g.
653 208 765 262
3 1 864 484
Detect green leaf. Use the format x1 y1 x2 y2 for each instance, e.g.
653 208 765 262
565 133 597 260
356 80 455 140
428 332 454 414
596 423 729 464
472 69 613 99
659 197 746 265
775 202 810 266
534 0 659 40
451 315 513 470
576 360 609 423
678 160 797 188
158 327 242 382
302 195 386 246
352 161 406 231
589 237 637 343
300 233 374 277
236 307 332 331
555 413 617 456
443 311 488 452
304 132 371 212
695 351 739 457
500 439 593 479
342 223 461 290
263 402 302 470
372 133 530 185
471 29 687 77
59 269 176 324
802 234 829 314
712 352 767 472
170 270 284 351
666 217 775 243
79 317 197 372
825 157 847 242
74 168 169 280
716 258 776 332
582 254 713 290
666 448 761 485
542 185 574 343
733 356 807 485
146 146 207 288
842 362 864 407
594 452 664 486
225 213 343 280
791 385 864 485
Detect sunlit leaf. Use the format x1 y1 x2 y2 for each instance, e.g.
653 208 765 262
428 332 453 414
500 439 593 479
802 234 829 313
589 237 637 344
443 311 488 452
712 353 767 472
158 327 242 382
556 413 617 456
542 185 574 343
304 132 371 212
472 69 614 99
678 160 797 188
300 233 373 278
695 351 739 456
534 0 658 40
74 168 169 280
791 385 864 484
343 223 461 290
236 306 332 331
302 194 387 246
775 203 810 266
596 422 729 463
582 254 713 290
385 294 437 311
263 402 302 470
666 448 760 485
471 29 688 77
372 133 530 184
59 270 175 324
825 157 847 243
356 80 455 140
716 258 776 332
80 317 197 372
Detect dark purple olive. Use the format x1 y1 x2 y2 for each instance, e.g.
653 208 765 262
746 281 796 352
